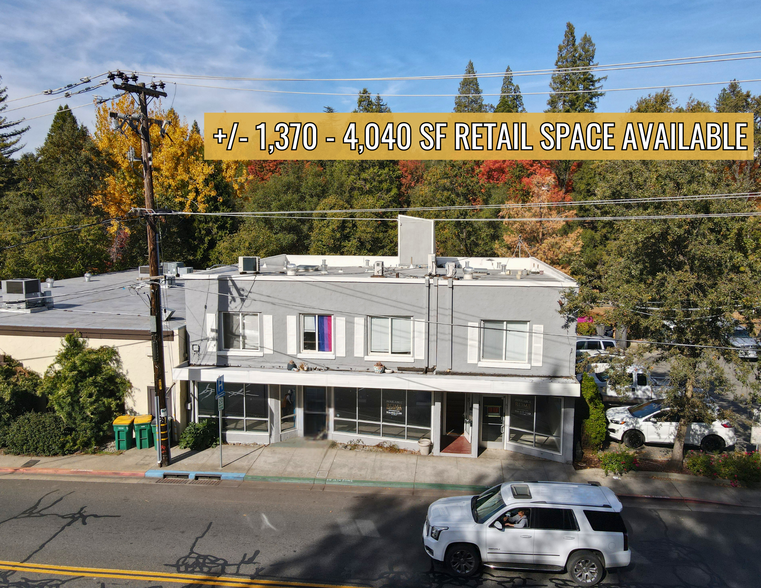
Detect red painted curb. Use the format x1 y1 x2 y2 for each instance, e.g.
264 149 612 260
0 467 145 478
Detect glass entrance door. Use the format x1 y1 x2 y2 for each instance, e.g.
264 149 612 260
481 396 505 448
304 386 327 439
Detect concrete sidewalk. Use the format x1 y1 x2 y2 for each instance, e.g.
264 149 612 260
2 439 760 508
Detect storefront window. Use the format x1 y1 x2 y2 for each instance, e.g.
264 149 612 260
334 387 431 441
197 381 268 433
508 395 562 453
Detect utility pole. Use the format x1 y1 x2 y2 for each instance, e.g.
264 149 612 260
109 71 171 467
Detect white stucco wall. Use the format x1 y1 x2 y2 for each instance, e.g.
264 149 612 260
0 333 183 419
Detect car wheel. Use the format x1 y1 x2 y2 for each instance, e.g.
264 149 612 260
622 429 645 449
445 543 481 578
569 551 604 586
701 435 726 453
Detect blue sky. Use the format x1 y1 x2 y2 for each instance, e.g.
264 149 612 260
2 0 760 152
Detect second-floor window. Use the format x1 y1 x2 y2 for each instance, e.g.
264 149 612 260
482 320 529 363
222 312 260 351
302 314 333 352
369 316 412 355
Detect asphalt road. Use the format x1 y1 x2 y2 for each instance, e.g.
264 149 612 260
0 477 759 588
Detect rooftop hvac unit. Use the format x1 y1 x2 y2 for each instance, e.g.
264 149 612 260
373 261 384 276
2 279 41 301
177 266 193 276
138 264 164 278
163 261 185 276
238 256 260 274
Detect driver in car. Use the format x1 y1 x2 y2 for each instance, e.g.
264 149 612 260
500 510 527 528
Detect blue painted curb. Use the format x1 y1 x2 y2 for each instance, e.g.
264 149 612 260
145 469 245 481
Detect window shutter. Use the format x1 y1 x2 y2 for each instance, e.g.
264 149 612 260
263 315 273 354
467 322 479 364
414 318 425 360
207 313 217 353
287 315 297 355
336 316 346 357
532 324 544 366
354 317 364 357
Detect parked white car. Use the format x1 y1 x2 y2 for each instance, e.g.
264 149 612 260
576 336 617 358
606 400 736 452
729 326 759 360
422 481 631 586
602 365 668 404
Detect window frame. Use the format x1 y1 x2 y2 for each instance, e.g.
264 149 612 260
220 311 263 356
478 319 531 368
299 313 334 356
366 316 415 361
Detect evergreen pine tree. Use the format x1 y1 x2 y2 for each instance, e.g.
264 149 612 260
0 76 29 192
454 61 488 113
546 23 605 113
354 89 391 113
495 66 525 113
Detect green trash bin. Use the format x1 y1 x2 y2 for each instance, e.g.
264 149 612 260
113 415 135 450
134 415 154 449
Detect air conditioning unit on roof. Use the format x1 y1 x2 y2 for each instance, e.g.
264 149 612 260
2 278 41 301
239 256 260 274
163 261 185 276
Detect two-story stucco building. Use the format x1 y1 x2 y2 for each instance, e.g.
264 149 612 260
173 216 580 462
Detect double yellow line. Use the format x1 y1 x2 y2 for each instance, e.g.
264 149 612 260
0 560 365 588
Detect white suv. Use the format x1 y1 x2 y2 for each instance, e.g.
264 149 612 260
422 481 630 586
606 400 736 452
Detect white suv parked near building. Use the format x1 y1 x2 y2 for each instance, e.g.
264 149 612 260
423 481 630 586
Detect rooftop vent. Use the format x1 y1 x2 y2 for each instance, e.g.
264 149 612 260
445 262 456 278
463 267 474 280
427 254 437 276
373 261 384 277
286 263 297 276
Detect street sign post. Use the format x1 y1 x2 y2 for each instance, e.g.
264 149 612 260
216 376 224 468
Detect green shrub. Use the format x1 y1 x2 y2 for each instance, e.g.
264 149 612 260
4 412 70 456
576 321 597 336
580 373 607 449
598 447 638 477
42 333 131 452
179 419 219 451
685 450 761 488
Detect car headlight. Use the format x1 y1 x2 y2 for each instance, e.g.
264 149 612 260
609 419 626 425
430 525 449 540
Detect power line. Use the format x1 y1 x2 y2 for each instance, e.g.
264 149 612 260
170 77 761 99
0 218 131 251
135 51 761 83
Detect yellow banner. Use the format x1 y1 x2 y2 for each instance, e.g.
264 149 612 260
204 113 754 160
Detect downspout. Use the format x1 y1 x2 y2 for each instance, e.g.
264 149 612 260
449 276 454 370
425 276 431 371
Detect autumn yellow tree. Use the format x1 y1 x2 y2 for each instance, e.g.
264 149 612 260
93 95 216 220
496 166 581 273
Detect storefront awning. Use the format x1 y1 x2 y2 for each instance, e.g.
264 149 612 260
173 365 579 397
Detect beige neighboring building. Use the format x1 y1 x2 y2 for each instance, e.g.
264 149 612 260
0 271 188 438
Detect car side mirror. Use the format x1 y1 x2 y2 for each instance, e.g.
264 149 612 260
493 521 503 530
